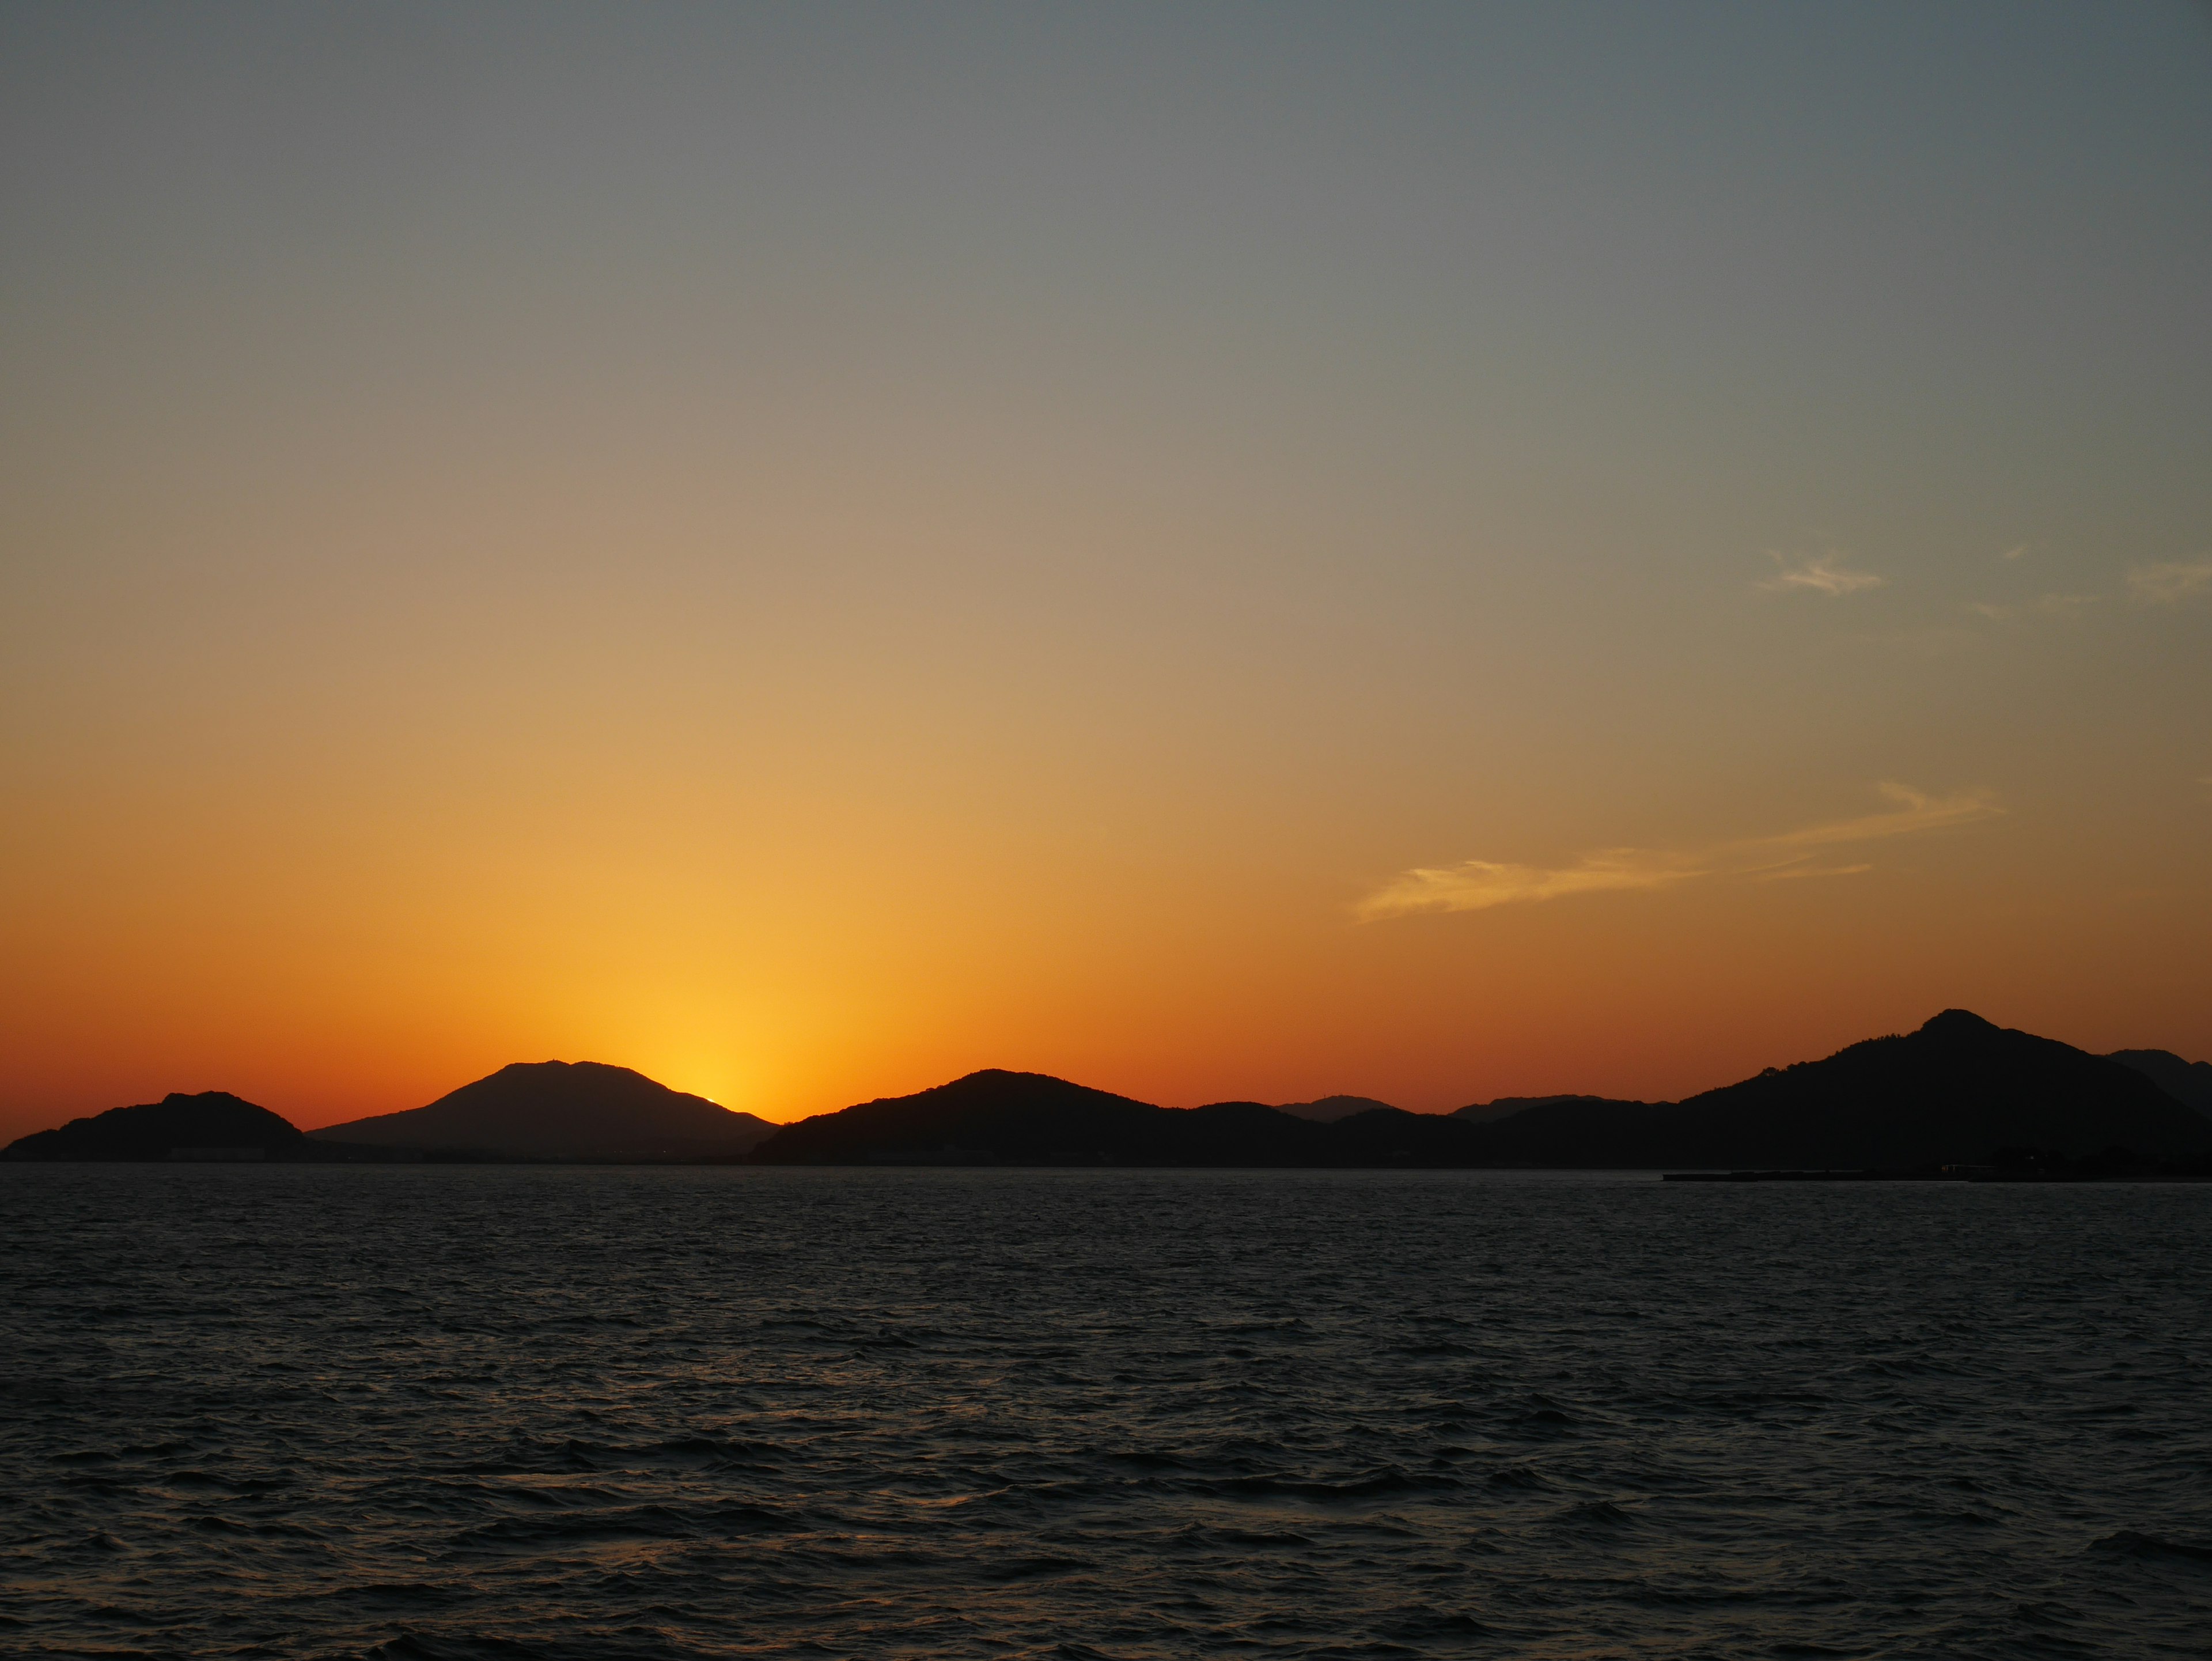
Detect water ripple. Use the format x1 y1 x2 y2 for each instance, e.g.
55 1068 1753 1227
3 1167 2209 1656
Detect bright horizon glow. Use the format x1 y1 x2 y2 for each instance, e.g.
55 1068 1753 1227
3 4 2209 1140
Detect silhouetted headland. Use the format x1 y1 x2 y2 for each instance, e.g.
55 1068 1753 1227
309 1061 778 1160
3 1091 310 1162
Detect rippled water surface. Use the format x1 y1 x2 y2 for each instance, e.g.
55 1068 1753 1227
3 1167 2210 1658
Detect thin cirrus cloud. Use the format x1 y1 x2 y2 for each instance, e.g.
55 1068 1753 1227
2127 561 2212 605
1967 593 2097 621
1756 550 1885 596
1355 784 2000 922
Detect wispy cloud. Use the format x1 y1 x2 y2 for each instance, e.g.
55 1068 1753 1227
1968 593 2098 622
2001 543 2031 561
1355 784 2000 921
1740 783 2000 856
1758 550 1884 597
1354 850 1704 920
2127 560 2212 606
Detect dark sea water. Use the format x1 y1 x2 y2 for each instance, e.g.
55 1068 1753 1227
3 1168 2209 1659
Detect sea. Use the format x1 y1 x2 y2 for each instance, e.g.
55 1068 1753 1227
3 1166 2208 1659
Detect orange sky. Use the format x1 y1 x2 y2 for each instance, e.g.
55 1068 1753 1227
3 7 2208 1140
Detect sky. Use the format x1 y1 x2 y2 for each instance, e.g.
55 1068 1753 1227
3 2 2209 1137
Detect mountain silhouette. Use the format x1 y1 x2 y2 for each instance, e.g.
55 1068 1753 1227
310 1061 777 1159
3 1091 305 1161
1475 1011 2212 1168
1452 1092 1648 1125
2107 1049 2212 1118
10 1015 2201 1170
748 1012 2211 1170
749 1070 1339 1166
1277 1095 1397 1123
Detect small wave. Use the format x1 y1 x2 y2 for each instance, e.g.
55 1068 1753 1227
308 1581 467 1608
1507 1407 1577 1438
1555 1499 1639 1532
368 1634 687 1661
1100 1449 1195 1471
1200 1469 1456 1503
453 1500 796 1550
2092 1529 2212 1566
1167 1522 1313 1549
1487 1466 1552 1490
1912 1507 2003 1528
639 1434 781 1467
1382 1609 1498 1640
980 1554 1091 1581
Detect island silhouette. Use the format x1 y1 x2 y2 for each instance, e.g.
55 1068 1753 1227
1 1090 310 1162
6 1011 2208 1171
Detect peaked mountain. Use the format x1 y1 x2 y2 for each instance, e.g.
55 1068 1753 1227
311 1061 778 1159
1277 1094 1397 1123
1475 1011 2212 1168
3 1091 305 1161
2107 1049 2212 1118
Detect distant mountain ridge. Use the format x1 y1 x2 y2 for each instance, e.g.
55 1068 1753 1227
4 1065 781 1163
311 1061 777 1159
1276 1095 1397 1123
1464 1011 2208 1168
1453 1092 1649 1125
9 1017 2206 1169
749 1071 1334 1166
748 1012 2212 1170
2107 1049 2212 1118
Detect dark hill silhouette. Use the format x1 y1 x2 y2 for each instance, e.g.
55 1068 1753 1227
749 1070 1340 1166
2107 1049 2212 1118
11 1014 2198 1171
1477 1011 2212 1168
3 1091 304 1161
1453 1092 1649 1125
748 1012 2211 1170
1277 1094 1397 1123
311 1061 777 1159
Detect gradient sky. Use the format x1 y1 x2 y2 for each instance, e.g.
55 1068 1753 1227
4 2 2209 1137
